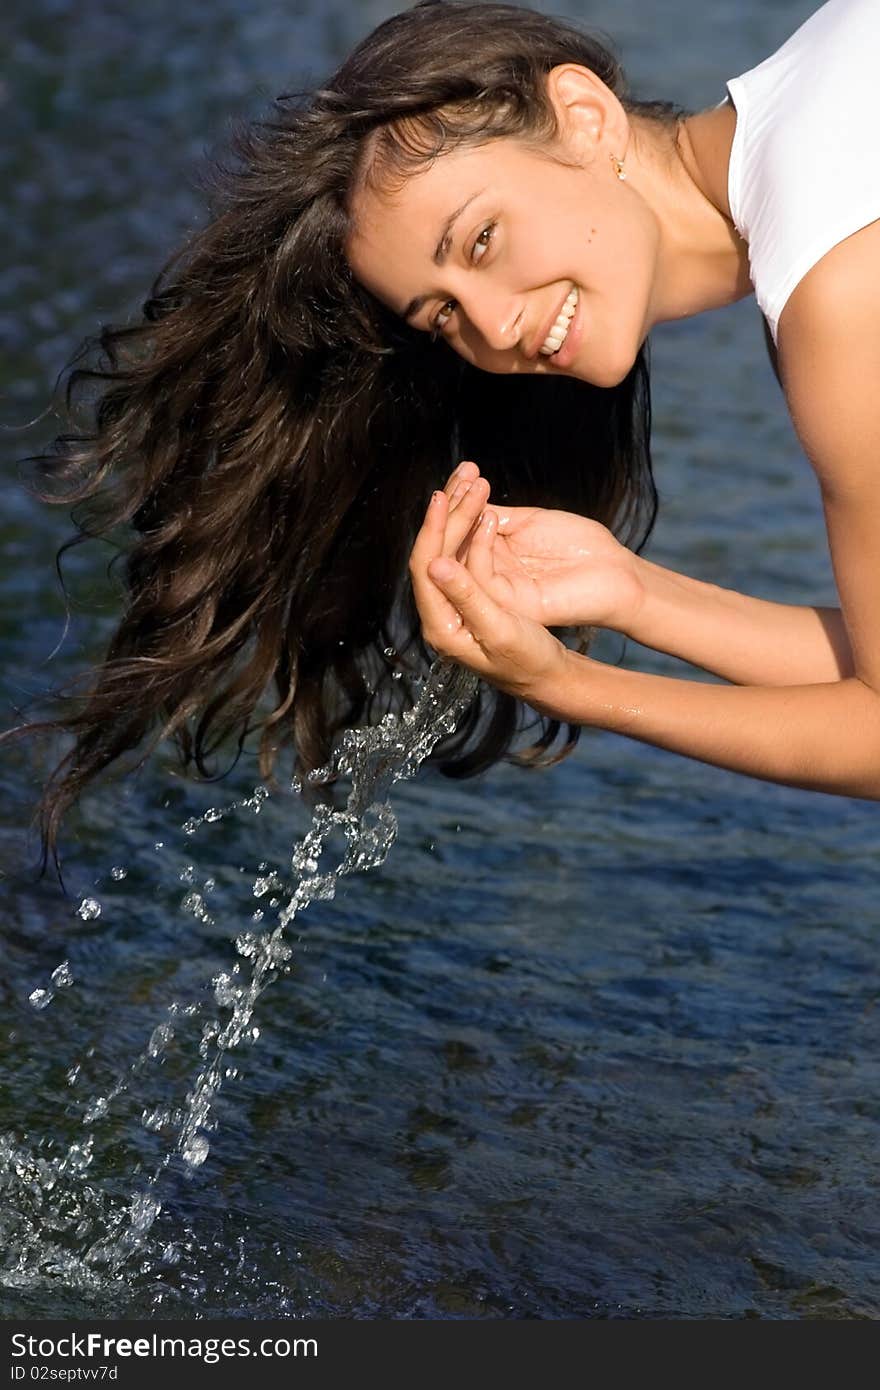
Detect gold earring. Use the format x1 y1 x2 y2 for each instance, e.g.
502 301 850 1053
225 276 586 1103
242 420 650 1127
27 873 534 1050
610 153 627 181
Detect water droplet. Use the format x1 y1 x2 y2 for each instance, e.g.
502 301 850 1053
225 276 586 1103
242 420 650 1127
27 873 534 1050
50 960 73 989
84 1095 109 1123
129 1191 162 1233
213 973 238 1009
181 817 201 835
147 1022 174 1058
153 841 165 851
28 988 51 1010
66 1064 80 1085
179 864 195 884
110 866 127 881
182 1134 210 1168
291 845 319 874
76 897 101 921
204 807 223 823
202 878 215 893
180 891 213 924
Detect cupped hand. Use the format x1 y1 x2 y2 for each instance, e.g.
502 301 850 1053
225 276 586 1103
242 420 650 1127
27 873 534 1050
408 464 572 712
446 464 645 634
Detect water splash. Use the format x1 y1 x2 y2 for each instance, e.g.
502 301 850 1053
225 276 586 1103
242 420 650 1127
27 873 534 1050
172 657 476 1177
28 959 74 1011
0 658 478 1295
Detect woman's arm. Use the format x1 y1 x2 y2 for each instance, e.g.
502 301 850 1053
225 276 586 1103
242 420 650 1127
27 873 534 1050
412 234 880 801
443 465 854 687
422 528 880 800
626 556 855 685
619 305 844 686
530 649 880 798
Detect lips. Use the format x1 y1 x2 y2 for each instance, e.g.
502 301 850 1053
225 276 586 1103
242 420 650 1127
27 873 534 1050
543 286 583 369
526 283 578 360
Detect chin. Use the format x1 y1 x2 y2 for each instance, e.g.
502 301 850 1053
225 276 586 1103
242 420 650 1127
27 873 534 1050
583 345 641 389
593 364 636 389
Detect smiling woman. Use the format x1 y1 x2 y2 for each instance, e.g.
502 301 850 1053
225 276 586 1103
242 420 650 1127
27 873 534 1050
7 0 871 879
345 77 674 386
406 0 880 804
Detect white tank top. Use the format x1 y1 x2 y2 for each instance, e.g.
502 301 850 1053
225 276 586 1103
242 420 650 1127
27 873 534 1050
724 0 880 344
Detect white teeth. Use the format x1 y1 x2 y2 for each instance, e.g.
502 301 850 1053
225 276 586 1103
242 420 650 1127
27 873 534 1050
539 286 578 356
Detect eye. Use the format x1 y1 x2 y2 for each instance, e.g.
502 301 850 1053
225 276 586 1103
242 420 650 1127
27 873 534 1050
429 221 498 341
430 300 456 341
471 221 496 265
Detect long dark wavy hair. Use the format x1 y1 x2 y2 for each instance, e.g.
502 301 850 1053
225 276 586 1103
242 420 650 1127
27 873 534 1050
6 0 685 879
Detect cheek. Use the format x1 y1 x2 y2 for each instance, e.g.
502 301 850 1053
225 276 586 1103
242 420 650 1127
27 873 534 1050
576 284 646 387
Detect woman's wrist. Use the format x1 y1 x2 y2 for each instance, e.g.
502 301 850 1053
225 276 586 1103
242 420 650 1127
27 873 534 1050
622 555 710 648
527 643 595 723
565 550 650 637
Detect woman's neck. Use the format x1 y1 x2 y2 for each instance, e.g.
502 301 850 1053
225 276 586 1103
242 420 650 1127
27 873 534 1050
629 103 753 326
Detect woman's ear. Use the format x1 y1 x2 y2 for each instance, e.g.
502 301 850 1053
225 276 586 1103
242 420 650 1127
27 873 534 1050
545 63 627 169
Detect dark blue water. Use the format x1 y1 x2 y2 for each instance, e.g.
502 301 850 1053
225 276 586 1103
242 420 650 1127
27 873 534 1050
4 0 880 1319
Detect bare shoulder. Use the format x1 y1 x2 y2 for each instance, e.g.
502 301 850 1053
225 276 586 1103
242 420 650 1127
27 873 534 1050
776 218 880 488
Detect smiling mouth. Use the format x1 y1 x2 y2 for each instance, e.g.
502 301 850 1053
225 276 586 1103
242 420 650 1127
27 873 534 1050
538 285 578 356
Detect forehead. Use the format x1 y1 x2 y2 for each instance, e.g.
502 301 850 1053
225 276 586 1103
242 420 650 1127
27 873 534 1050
346 139 537 290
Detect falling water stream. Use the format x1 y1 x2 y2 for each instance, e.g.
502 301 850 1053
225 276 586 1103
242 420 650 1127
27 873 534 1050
0 659 478 1301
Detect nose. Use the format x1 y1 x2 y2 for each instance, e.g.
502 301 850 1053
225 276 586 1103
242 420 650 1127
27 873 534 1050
458 285 522 353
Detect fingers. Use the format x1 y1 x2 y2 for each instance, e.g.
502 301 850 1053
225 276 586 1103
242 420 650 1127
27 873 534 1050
409 462 495 656
426 554 509 654
444 460 479 499
463 503 497 591
409 490 463 633
445 476 490 560
418 548 570 709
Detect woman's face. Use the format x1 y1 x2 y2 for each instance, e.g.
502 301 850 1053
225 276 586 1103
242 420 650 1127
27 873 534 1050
345 79 662 389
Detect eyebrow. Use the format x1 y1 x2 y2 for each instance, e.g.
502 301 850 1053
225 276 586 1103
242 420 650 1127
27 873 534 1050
401 187 487 324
